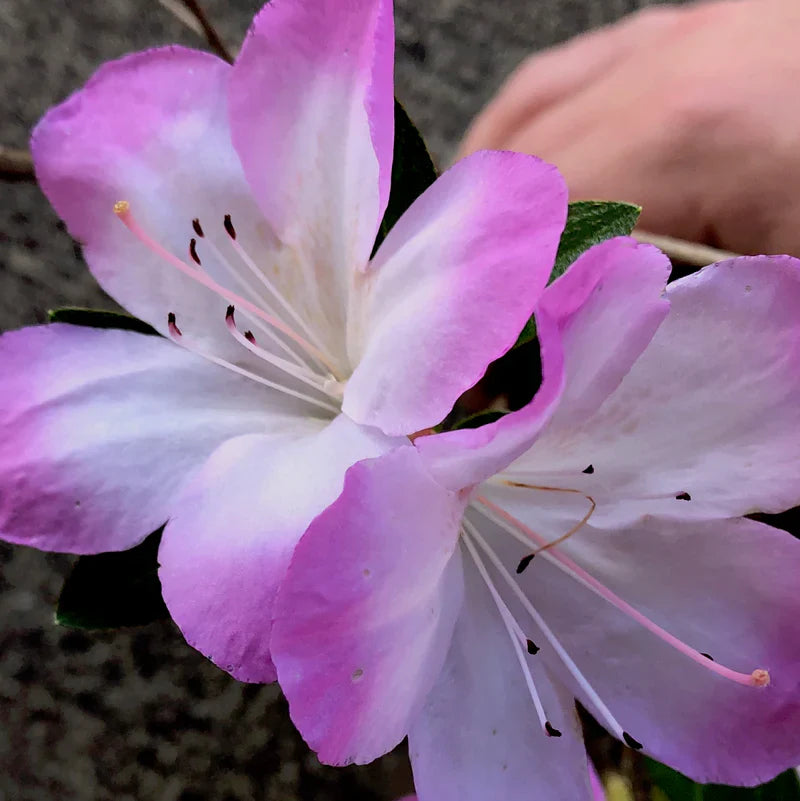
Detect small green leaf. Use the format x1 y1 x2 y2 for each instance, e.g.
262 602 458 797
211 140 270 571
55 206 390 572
647 758 800 801
514 201 641 348
372 99 437 257
56 528 168 630
48 307 159 336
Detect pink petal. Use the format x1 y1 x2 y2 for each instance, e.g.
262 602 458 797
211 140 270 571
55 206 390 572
31 48 272 362
229 0 393 361
345 151 567 435
159 414 399 683
475 504 800 785
517 255 800 525
271 446 466 765
0 324 293 554
408 555 595 801
416 236 668 489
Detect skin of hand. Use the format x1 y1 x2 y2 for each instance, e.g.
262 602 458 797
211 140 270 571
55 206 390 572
459 0 800 257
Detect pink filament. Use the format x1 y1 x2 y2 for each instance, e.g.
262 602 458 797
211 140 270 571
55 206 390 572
475 494 769 689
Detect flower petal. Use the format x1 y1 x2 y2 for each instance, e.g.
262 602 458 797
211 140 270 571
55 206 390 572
272 446 465 765
229 0 393 361
408 554 594 801
31 48 277 361
0 324 298 554
474 505 800 785
159 414 399 683
415 236 668 490
516 255 800 525
344 151 567 435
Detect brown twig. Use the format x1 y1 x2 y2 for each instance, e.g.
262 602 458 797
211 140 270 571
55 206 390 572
633 230 741 267
0 146 35 182
169 0 234 63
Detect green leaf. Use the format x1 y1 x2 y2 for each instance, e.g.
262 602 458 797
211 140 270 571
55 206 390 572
514 200 641 348
647 759 800 801
48 307 159 337
371 98 437 257
56 528 168 630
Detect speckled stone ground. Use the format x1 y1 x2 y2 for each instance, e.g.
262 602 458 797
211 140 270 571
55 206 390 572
0 1 679 799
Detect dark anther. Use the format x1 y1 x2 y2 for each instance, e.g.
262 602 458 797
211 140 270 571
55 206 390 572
168 312 177 324
675 492 692 501
189 238 201 265
167 312 182 337
244 331 256 344
224 213 237 240
192 218 204 238
516 554 535 574
582 464 595 474
226 305 235 320
544 722 562 738
526 639 540 655
701 652 714 661
622 732 643 750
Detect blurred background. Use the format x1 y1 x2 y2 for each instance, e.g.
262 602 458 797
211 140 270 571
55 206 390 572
0 1 689 799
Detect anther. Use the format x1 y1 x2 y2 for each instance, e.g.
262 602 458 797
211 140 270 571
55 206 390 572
224 213 237 240
244 330 256 344
544 722 562 738
167 312 182 338
582 464 595 474
751 669 770 688
622 732 643 751
192 218 204 238
516 554 535 574
189 238 201 265
701 652 714 661
226 304 235 321
676 492 691 501
526 639 540 655
113 200 130 216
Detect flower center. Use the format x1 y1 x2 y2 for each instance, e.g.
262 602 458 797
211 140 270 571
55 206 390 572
113 201 344 414
460 483 770 750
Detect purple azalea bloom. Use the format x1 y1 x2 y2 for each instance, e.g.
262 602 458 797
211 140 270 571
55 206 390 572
0 0 569 681
272 245 800 799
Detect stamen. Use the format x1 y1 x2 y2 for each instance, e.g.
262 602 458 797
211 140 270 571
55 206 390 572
464 519 637 745
190 228 317 371
113 201 339 376
189 238 201 266
244 330 256 344
166 312 338 414
474 496 770 689
221 214 334 362
461 528 554 738
582 465 594 474
192 218 204 238
225 305 341 400
676 492 692 501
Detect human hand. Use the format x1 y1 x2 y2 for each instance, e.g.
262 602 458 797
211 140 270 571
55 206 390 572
459 0 800 256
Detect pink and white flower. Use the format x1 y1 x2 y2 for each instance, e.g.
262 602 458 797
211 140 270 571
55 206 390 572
271 246 800 799
0 0 568 681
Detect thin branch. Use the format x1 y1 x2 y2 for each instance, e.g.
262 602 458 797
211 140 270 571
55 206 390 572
0 146 35 182
633 230 741 267
159 0 234 63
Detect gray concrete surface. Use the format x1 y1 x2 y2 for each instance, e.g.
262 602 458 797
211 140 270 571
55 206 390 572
0 1 678 798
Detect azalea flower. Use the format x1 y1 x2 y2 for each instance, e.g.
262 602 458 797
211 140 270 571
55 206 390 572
271 246 800 799
0 0 568 681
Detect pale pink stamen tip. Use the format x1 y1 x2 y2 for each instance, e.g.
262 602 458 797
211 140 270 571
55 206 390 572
751 669 770 688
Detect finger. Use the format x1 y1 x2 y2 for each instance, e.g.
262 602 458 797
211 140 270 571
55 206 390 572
458 5 683 158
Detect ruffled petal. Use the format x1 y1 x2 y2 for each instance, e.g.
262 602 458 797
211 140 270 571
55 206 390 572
31 47 278 362
345 151 567 435
408 553 593 801
514 256 800 525
229 0 394 362
272 446 466 765
472 504 800 785
159 414 399 683
0 324 297 553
